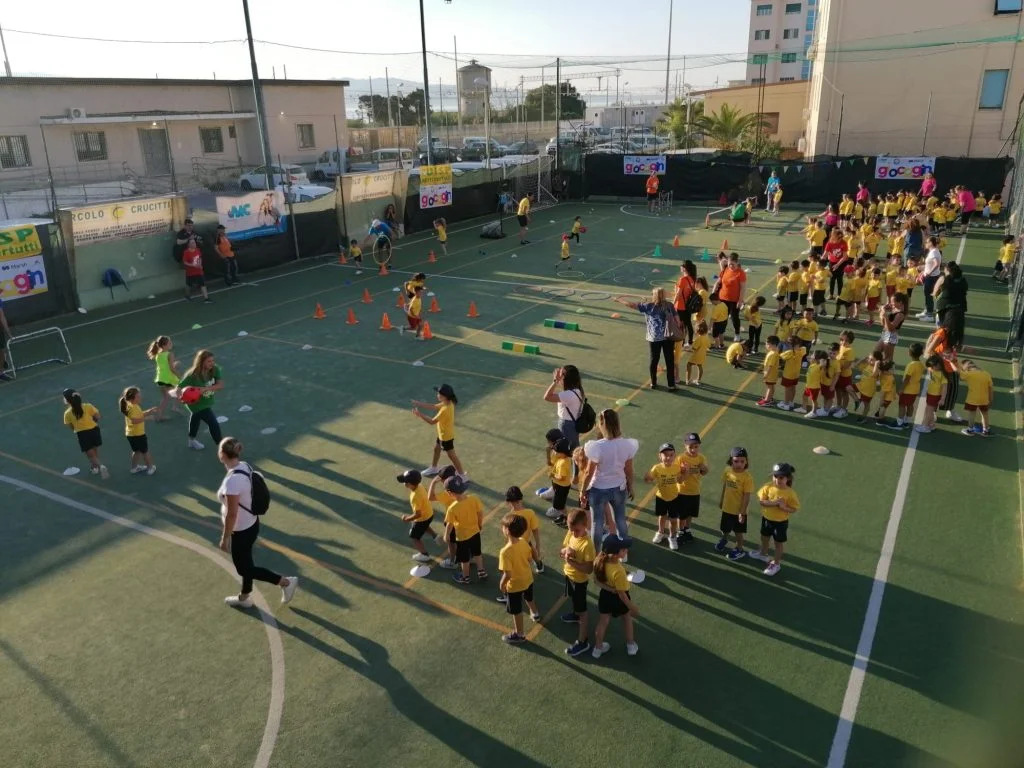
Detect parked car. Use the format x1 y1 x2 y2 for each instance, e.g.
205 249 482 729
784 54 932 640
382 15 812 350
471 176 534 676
503 140 539 155
416 136 444 153
588 140 645 154
312 150 348 180
461 137 507 156
239 164 309 190
417 146 462 165
283 183 333 202
545 136 578 156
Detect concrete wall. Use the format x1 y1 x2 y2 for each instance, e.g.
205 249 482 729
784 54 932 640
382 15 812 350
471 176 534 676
699 81 810 149
806 1 1024 157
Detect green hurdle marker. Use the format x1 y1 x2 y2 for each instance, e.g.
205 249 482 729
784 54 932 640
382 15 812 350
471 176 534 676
501 340 540 355
543 319 580 331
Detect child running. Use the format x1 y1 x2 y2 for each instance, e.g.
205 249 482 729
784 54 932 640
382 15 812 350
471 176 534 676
557 235 572 273
591 534 639 660
398 469 445 563
560 508 596 657
749 462 800 577
717 446 754 561
119 386 157 475
147 335 181 420
349 239 363 268
413 383 466 480
402 284 425 340
498 512 541 644
432 217 448 257
62 388 108 479
444 475 488 584
568 216 583 244
645 443 683 550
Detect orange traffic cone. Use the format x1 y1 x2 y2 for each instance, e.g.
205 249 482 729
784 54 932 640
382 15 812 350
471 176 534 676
362 288 372 304
345 308 358 325
338 251 348 264
428 296 441 313
421 321 434 340
396 292 405 309
378 262 389 276
313 303 326 320
428 250 437 263
379 312 393 331
721 238 729 251
467 301 480 319
672 234 680 247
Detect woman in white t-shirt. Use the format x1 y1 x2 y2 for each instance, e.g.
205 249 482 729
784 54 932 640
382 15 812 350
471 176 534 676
542 365 586 452
218 437 299 608
581 410 639 548
918 236 943 321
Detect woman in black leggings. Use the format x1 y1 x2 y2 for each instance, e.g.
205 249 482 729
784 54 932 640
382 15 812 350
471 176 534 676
673 260 698 346
179 349 224 451
217 437 299 608
824 229 849 298
614 288 677 390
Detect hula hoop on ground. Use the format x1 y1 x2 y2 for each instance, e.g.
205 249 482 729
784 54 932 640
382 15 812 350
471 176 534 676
614 294 645 304
578 291 611 302
543 286 575 297
372 236 392 265
512 284 545 296
555 268 586 279
613 273 645 285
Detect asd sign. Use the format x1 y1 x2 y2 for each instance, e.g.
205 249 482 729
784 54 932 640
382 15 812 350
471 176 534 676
624 155 667 176
0 224 48 301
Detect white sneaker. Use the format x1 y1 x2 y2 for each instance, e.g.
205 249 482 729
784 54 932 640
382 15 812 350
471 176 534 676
146 466 157 476
749 550 770 561
130 465 147 474
626 642 639 656
90 466 100 475
225 594 254 608
412 552 432 563
535 487 555 501
763 562 782 577
99 465 109 480
188 439 205 450
803 409 817 419
546 507 560 519
914 424 934 433
793 406 808 414
777 402 794 411
946 410 965 423
652 532 666 544
668 536 679 551
281 577 299 604
591 642 611 659
832 408 848 419
421 466 440 477
815 408 829 417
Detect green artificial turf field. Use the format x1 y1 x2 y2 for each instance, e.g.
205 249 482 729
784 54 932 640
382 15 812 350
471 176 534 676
1 201 1022 768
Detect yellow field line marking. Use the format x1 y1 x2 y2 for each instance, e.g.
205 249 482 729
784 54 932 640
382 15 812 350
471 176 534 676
0 449 509 634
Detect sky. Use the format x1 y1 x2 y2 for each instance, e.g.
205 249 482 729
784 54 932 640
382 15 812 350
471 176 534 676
0 0 751 114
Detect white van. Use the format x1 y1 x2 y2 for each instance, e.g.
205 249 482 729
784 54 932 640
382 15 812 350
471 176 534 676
313 150 345 180
373 148 414 170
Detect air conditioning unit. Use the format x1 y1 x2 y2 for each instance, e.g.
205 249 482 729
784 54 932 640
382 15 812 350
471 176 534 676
65 107 87 120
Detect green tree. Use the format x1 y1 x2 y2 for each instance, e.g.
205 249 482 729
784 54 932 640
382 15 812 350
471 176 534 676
739 134 782 160
655 98 705 147
697 104 766 151
521 83 585 121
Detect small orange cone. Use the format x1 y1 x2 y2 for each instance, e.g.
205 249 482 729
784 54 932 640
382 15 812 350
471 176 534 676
421 321 434 340
396 292 405 309
721 238 729 251
428 250 437 263
672 234 680 247
345 308 358 325
313 303 326 320
362 288 372 304
378 262 389 276
428 297 441 313
467 301 480 319
379 312 393 331
338 251 347 264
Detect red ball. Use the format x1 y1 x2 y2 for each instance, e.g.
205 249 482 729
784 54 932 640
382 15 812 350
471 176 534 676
579 226 587 233
178 386 202 405
562 234 569 240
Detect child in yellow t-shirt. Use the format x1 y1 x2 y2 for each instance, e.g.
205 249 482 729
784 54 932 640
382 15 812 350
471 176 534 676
62 388 108 478
853 352 883 423
995 234 1017 282
645 443 683 548
560 508 596 655
917 354 947 434
799 349 829 416
726 339 751 369
745 296 766 353
775 265 791 313
444 475 487 583
412 384 465 478
432 217 448 256
686 322 712 386
750 462 800 577
776 340 807 411
592 535 638 659
398 468 444 562
874 360 897 422
404 284 425 339
557 235 571 271
959 360 993 436
348 238 363 267
547 439 574 520
498 512 539 642
119 386 158 475
865 268 884 325
758 335 782 407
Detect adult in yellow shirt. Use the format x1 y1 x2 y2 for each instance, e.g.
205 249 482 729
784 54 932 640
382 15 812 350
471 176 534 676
62 388 108 478
750 462 800 577
498 513 540 643
560 508 596 656
718 447 754 559
646 443 683 548
443 476 487 583
517 193 532 244
959 361 993 436
675 432 708 542
413 383 466 479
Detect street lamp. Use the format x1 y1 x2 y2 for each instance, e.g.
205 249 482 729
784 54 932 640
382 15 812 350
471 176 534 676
473 76 491 167
417 0 449 166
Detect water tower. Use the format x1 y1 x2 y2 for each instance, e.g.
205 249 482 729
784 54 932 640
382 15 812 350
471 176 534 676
458 59 491 120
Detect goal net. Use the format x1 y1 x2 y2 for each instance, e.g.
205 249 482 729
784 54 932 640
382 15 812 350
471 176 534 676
504 156 558 210
3 327 72 378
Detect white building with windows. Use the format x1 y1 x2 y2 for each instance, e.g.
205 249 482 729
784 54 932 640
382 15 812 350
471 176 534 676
745 0 818 84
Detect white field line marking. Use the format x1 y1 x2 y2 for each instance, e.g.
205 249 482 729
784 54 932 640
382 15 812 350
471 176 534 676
0 474 285 768
826 233 967 767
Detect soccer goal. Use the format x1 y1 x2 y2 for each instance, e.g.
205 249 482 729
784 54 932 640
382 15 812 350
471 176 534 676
3 327 72 378
506 156 558 210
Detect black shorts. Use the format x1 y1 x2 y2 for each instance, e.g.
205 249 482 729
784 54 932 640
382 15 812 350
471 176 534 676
812 289 826 306
376 235 390 249
647 192 658 201
409 517 434 540
185 274 205 289
837 299 853 308
506 584 535 615
598 588 630 617
552 483 571 511
447 527 456 544
787 291 799 304
155 381 177 389
678 494 700 519
720 511 747 534
127 434 149 454
76 427 102 453
436 438 455 452
959 212 972 226
810 246 824 258
655 496 682 520
775 293 786 302
711 320 728 338
798 293 808 307
517 215 529 227
455 532 482 563
760 517 789 543
564 576 588 614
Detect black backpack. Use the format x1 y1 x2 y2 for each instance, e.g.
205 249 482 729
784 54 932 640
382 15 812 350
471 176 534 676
685 290 703 315
571 390 597 434
232 463 271 516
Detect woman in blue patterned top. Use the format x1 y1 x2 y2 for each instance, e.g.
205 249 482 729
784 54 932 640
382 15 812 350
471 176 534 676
614 287 678 390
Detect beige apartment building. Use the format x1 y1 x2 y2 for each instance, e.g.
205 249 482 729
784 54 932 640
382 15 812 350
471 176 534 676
745 0 817 84
697 80 810 151
0 76 348 206
805 0 1024 157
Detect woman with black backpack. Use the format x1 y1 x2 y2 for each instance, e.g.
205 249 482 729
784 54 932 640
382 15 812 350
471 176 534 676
217 436 298 608
542 365 593 455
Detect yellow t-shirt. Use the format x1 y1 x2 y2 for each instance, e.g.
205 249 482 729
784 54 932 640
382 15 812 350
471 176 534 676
571 220 581 234
902 359 925 396
794 318 818 342
550 456 572 488
350 245 363 259
850 276 868 301
822 359 839 387
408 295 422 319
695 289 710 322
926 196 939 211
600 561 630 593
864 233 882 255
839 200 854 216
813 270 829 292
776 319 792 340
889 234 906 256
710 302 728 323
745 307 762 328
990 200 1002 214
409 485 433 522
853 203 864 220
810 228 827 247
758 483 801 523
838 281 857 303
124 403 145 437
435 224 447 242
64 403 99 432
856 362 878 397
837 345 855 377
866 278 883 299
805 362 823 389
883 201 899 217
499 538 534 592
880 372 896 400
436 403 455 441
776 276 789 296
867 203 878 218
725 342 745 364
721 468 754 515
763 349 780 383
650 463 681 501
433 487 456 510
562 531 595 583
894 274 913 294
1000 243 1017 267
516 505 541 545
688 335 711 365
774 189 783 203
885 265 900 286
676 452 706 496
926 369 947 397
780 346 806 380
786 271 803 292
444 494 482 541
962 369 993 406
517 197 530 217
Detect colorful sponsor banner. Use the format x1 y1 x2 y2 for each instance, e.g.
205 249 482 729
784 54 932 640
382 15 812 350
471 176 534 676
419 164 453 209
348 171 399 202
69 196 174 245
874 156 936 181
216 190 288 241
0 224 47 301
623 155 667 175
419 164 452 186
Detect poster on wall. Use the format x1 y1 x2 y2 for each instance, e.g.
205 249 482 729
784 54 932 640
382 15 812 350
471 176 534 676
874 156 936 182
69 197 174 245
623 155 667 175
419 164 453 210
0 224 47 301
215 190 288 241
348 171 399 202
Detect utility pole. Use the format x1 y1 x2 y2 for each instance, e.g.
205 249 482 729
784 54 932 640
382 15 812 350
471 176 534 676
0 22 12 76
386 68 393 128
454 35 462 131
418 0 434 166
241 0 274 192
664 0 674 105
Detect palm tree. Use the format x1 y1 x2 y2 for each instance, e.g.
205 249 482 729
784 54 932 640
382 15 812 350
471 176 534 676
697 104 766 151
655 98 704 149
